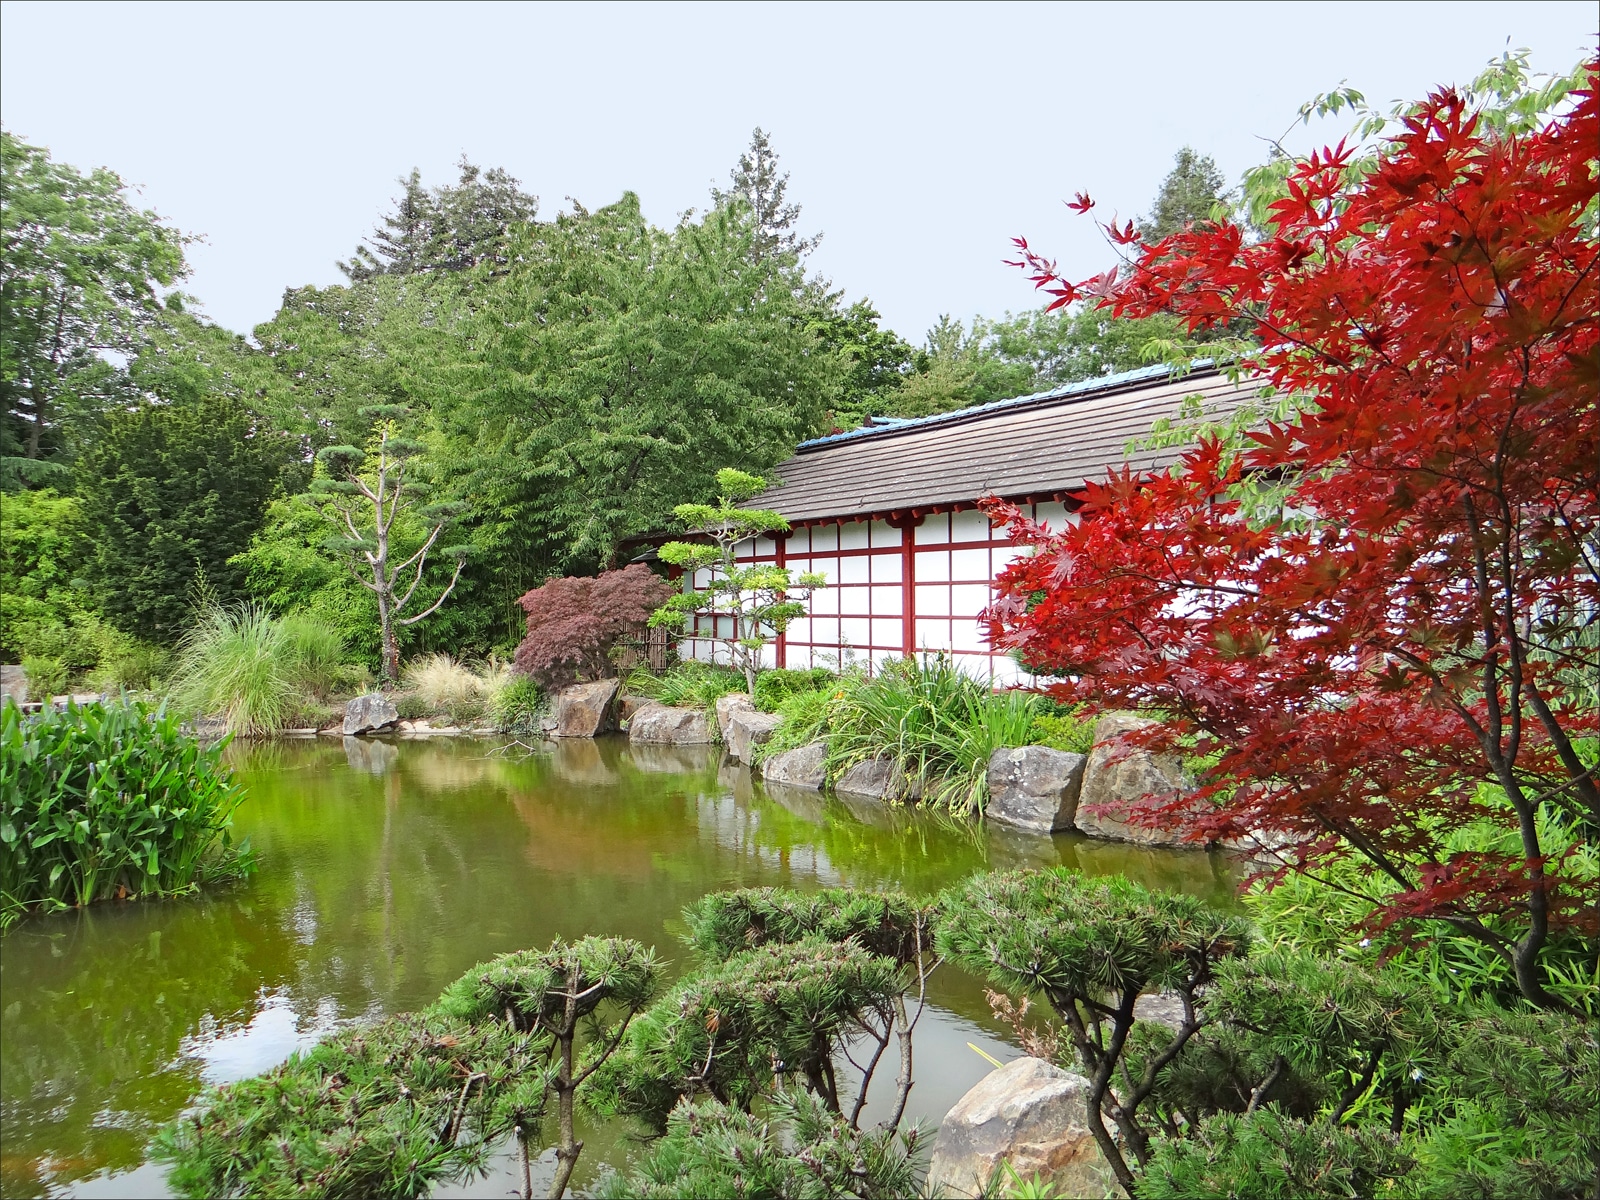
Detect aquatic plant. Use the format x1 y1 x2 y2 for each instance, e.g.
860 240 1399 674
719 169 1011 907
0 698 253 927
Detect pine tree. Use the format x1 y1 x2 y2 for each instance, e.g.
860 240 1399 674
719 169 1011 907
712 127 819 262
1140 147 1227 241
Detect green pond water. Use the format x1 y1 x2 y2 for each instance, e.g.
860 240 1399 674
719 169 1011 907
0 735 1238 1199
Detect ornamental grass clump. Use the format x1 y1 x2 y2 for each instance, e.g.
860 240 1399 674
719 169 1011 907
824 654 1043 816
0 699 254 927
625 659 745 717
169 604 349 735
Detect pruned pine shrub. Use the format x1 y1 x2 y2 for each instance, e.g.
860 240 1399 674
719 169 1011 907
587 935 906 1130
682 885 933 964
515 566 674 689
153 1011 548 1200
0 699 253 927
603 1089 927 1200
169 604 348 735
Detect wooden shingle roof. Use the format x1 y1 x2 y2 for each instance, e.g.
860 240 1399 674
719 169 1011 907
753 365 1266 523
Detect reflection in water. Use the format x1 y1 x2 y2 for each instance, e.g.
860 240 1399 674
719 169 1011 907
0 735 1237 1199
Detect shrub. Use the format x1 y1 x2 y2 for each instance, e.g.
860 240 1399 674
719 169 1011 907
753 686 836 763
515 566 674 689
604 1090 926 1200
491 676 544 733
753 666 836 713
89 639 171 692
1028 709 1095 755
169 605 349 736
0 699 254 927
20 654 67 699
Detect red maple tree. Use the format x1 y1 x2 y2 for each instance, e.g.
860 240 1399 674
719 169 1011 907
987 71 1598 1007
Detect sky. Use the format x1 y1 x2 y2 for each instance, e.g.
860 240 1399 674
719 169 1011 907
2 1 1595 345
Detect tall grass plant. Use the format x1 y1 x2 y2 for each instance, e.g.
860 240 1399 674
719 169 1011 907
169 605 348 735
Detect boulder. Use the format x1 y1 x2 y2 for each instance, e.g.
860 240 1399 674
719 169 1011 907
761 740 828 790
1133 991 1188 1032
1075 714 1195 847
342 693 399 736
619 693 655 723
627 702 714 744
832 756 913 802
715 691 756 741
553 678 621 738
986 747 1087 832
926 1056 1116 1200
0 664 27 707
725 708 782 764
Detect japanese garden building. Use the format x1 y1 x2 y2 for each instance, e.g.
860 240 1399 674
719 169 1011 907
680 363 1263 683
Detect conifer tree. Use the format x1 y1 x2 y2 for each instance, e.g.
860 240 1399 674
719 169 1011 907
1139 147 1228 241
712 127 819 262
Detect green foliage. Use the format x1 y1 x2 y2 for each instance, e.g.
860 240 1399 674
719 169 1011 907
400 653 490 724
1243 809 1600 1016
811 298 920 427
73 396 289 643
881 306 1183 421
1 128 189 479
1141 1110 1413 1199
652 468 824 695
1027 709 1095 755
753 666 836 713
681 885 933 964
823 655 1043 816
754 685 835 762
491 675 544 733
603 1089 927 1200
19 654 65 697
1140 147 1229 242
168 605 348 736
625 659 746 716
434 934 661 1029
0 699 252 927
587 935 905 1129
435 195 837 580
152 1010 547 1200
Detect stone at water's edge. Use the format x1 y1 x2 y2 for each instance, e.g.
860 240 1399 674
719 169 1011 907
715 692 755 741
926 1057 1117 1200
1075 714 1199 848
342 693 399 735
553 678 621 738
761 740 828 790
726 708 782 764
627 702 714 745
1 664 26 706
986 746 1086 832
833 755 915 802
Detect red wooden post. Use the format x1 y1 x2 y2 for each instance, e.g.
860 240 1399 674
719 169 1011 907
774 531 788 669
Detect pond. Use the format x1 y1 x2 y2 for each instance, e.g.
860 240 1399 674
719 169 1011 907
0 735 1239 1198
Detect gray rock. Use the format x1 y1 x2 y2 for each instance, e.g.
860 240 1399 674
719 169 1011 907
1 664 27 707
1133 991 1188 1032
726 708 782 764
761 740 828 790
553 678 621 738
1076 714 1198 847
715 691 756 741
926 1056 1116 1200
343 692 399 736
628 702 714 744
619 693 655 723
986 746 1087 832
833 756 913 802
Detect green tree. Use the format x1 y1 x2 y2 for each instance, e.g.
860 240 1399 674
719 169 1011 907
712 126 819 263
74 397 288 643
650 468 824 697
0 130 190 481
1140 147 1228 241
339 156 538 281
309 406 468 682
434 194 836 581
808 298 919 427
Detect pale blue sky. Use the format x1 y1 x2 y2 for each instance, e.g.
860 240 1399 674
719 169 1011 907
2 1 1595 344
